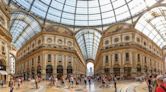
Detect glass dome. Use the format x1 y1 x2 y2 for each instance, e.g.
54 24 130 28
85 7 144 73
9 0 159 27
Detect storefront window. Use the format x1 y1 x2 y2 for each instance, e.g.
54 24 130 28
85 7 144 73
0 60 5 70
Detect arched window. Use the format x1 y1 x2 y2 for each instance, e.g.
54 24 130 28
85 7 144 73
57 65 63 74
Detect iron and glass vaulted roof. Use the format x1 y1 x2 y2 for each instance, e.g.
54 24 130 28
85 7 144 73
8 0 159 27
5 0 166 61
135 6 166 48
10 12 41 49
76 29 101 60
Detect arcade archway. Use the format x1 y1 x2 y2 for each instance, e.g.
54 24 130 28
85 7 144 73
57 65 63 79
86 62 94 76
46 65 53 79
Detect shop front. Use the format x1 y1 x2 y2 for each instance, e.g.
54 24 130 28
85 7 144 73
0 60 8 83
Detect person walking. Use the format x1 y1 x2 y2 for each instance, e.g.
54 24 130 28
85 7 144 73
75 77 79 88
9 78 14 92
35 76 39 89
84 76 87 86
1 79 4 87
113 75 117 92
17 78 21 88
88 77 91 85
61 76 65 87
54 77 58 87
69 76 74 88
146 76 153 92
101 76 106 88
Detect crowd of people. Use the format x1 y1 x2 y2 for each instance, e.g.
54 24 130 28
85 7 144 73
47 75 93 88
46 74 118 92
7 76 40 92
0 74 119 92
146 74 166 92
2 74 166 92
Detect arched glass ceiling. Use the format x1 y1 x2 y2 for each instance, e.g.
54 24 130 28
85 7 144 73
10 12 41 49
135 6 166 48
75 29 101 60
9 0 159 27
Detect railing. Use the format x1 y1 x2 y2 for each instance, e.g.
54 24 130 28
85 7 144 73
17 45 75 61
102 42 161 58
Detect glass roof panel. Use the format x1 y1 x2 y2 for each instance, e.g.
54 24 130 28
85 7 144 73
135 6 166 48
76 29 101 60
9 0 159 27
9 12 41 49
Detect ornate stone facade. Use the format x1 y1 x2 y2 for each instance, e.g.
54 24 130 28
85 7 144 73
0 1 12 82
15 25 86 79
95 23 164 78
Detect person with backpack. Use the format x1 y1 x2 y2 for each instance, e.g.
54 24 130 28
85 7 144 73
155 75 166 92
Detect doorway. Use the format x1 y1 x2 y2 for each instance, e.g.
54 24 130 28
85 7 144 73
57 65 63 79
46 65 53 79
86 62 94 76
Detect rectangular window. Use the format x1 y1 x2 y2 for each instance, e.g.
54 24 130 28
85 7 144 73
105 55 109 63
115 54 118 62
32 58 34 65
38 56 40 63
125 53 129 61
2 46 4 51
138 54 140 62
145 57 146 63
2 46 5 55
48 54 51 62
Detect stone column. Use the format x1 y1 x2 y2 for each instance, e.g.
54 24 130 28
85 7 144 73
53 54 57 76
54 66 57 77
64 55 67 77
141 67 145 75
41 68 46 79
120 68 124 78
110 68 113 75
